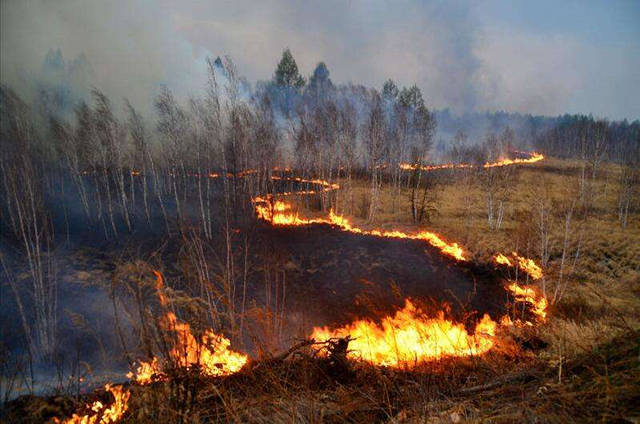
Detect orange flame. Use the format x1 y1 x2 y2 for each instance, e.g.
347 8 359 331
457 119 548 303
309 287 548 367
255 167 549 365
494 253 513 267
253 198 466 261
493 253 547 321
400 163 472 171
270 175 340 191
54 384 130 424
512 252 543 280
494 252 543 280
128 272 248 384
311 300 497 366
400 152 544 172
483 153 544 168
506 282 548 321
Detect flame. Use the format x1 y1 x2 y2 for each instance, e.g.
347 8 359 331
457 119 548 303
128 272 248 384
483 152 544 168
400 152 544 172
493 252 542 280
309 287 547 367
494 253 513 267
54 384 130 424
512 252 543 280
493 252 543 280
207 169 254 178
400 163 472 171
253 198 466 261
271 175 340 191
127 357 160 385
493 254 547 321
311 300 497 366
254 161 549 366
506 282 548 321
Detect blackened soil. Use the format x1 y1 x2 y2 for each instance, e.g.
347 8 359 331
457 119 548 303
255 223 509 336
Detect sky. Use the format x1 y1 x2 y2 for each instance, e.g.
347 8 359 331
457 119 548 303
1 0 639 120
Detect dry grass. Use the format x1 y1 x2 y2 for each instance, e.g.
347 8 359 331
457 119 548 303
336 159 640 356
4 158 639 423
13 331 634 423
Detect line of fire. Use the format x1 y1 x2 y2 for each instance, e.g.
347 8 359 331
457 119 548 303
1 39 638 422
9 150 553 423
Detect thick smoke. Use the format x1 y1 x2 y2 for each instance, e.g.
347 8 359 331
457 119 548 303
1 1 638 127
0 0 209 116
1 0 493 116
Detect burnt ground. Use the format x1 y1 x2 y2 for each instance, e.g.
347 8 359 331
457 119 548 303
254 222 510 338
0 219 513 393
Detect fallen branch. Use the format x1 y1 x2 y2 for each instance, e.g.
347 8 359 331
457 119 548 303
458 371 535 395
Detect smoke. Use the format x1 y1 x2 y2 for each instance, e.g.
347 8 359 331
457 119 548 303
1 0 638 119
1 0 210 116
161 0 488 112
0 0 486 115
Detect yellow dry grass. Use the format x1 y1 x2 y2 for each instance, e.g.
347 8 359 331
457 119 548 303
331 158 639 362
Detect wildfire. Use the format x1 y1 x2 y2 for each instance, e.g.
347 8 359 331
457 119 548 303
254 167 549 366
128 357 160 385
493 254 547 321
506 282 548 321
400 152 544 172
309 285 547 367
54 384 130 424
483 152 545 168
494 253 513 266
253 155 549 365
128 272 248 384
493 252 543 280
311 300 498 366
253 198 466 261
399 162 472 171
54 151 552 421
512 253 543 280
271 175 340 192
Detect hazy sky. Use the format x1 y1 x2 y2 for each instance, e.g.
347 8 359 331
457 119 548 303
1 0 639 119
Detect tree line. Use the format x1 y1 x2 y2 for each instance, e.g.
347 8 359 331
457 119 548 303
1 48 638 361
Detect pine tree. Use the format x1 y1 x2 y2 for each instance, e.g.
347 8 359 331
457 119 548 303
274 49 305 89
307 62 333 101
382 79 399 101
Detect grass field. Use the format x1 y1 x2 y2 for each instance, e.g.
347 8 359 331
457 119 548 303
338 158 639 352
5 158 639 423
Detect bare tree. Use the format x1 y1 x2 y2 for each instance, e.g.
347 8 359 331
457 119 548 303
155 85 191 230
0 85 58 359
365 92 386 222
478 132 517 231
616 134 639 229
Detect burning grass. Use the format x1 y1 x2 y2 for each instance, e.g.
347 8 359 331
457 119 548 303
52 384 130 424
127 271 248 385
14 328 635 423
400 151 544 171
3 156 638 423
310 300 499 366
254 197 467 261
